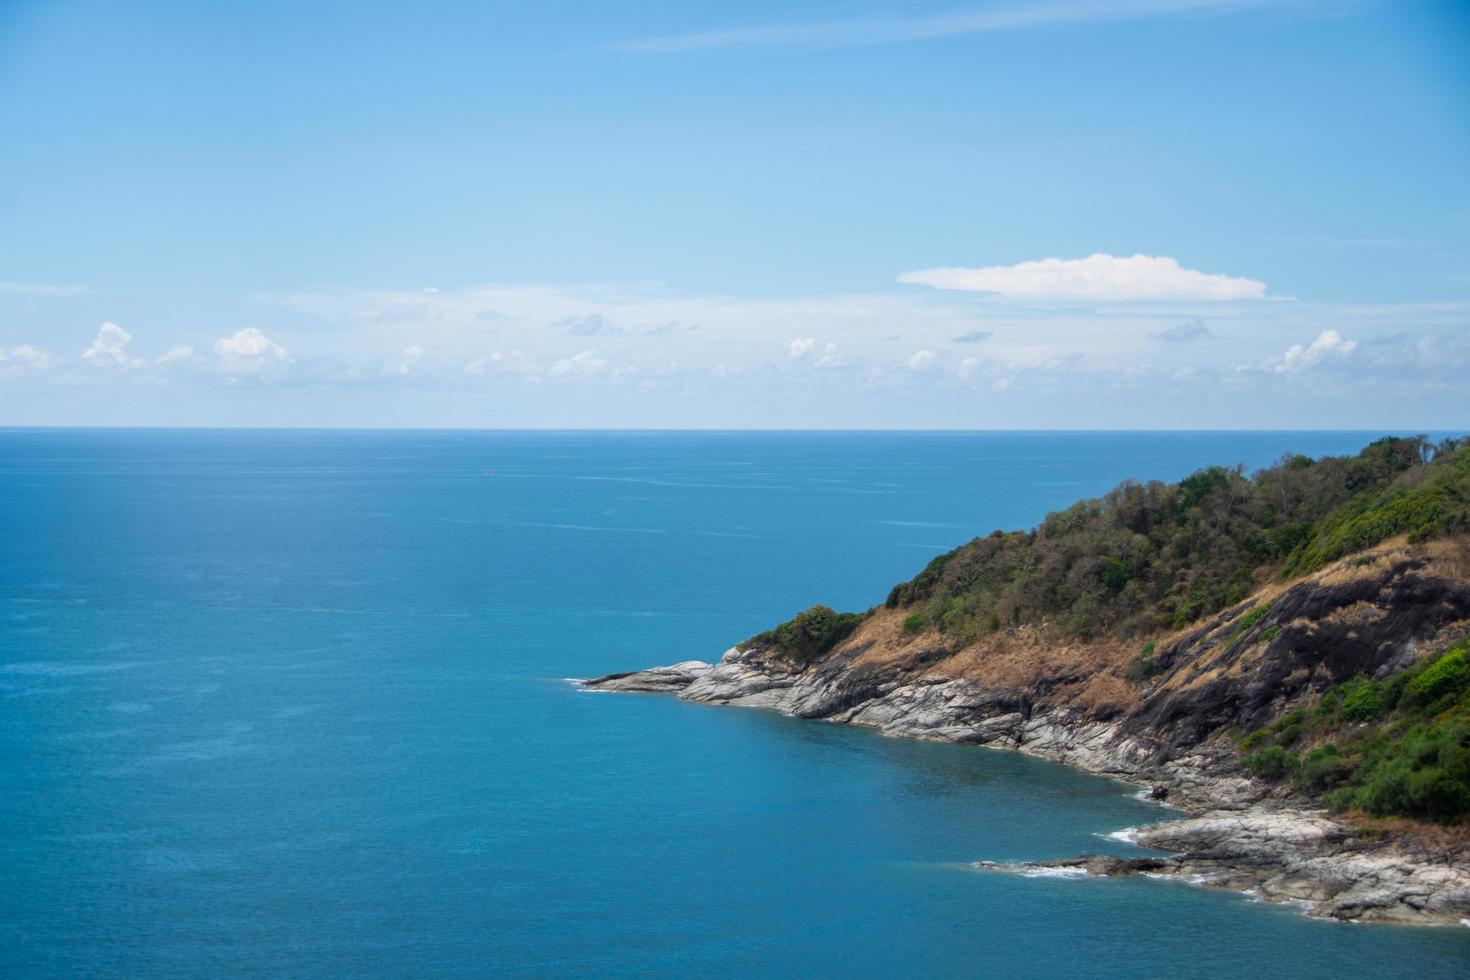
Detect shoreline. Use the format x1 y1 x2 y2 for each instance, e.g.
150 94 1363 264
582 648 1470 928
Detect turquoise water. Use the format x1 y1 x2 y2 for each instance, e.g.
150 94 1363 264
3 429 1468 978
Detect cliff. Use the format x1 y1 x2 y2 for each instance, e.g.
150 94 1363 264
586 438 1470 925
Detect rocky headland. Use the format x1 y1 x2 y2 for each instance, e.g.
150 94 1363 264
586 439 1470 926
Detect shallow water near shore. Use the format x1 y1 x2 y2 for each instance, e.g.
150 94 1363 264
3 429 1469 977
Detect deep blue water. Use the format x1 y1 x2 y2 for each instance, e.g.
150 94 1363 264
3 429 1469 978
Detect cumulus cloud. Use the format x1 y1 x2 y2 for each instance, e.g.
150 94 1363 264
464 350 539 377
156 345 195 365
246 280 1467 424
550 349 609 378
950 330 993 344
898 253 1268 302
391 344 425 376
907 349 936 370
0 344 52 371
1153 319 1213 343
1266 330 1358 374
82 322 144 369
214 328 290 361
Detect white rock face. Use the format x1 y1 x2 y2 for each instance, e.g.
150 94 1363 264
581 660 712 692
582 646 1470 926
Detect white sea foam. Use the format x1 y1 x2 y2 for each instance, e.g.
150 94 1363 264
1142 871 1218 887
1017 866 1092 879
1101 827 1141 844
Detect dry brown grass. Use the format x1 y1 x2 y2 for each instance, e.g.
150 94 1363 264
819 535 1470 717
1341 814 1470 858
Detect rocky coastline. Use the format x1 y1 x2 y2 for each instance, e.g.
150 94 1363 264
584 638 1470 927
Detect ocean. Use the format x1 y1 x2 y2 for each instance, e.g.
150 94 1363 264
3 429 1467 977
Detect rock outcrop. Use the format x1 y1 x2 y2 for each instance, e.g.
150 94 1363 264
583 538 1470 926
981 811 1470 925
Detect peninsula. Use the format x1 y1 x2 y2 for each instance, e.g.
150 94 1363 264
587 437 1470 926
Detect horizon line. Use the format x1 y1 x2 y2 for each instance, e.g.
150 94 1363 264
1 425 1464 435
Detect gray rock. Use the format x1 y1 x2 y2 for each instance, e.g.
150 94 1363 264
581 660 712 693
585 644 1470 927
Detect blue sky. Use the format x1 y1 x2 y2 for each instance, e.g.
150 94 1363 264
1 0 1467 427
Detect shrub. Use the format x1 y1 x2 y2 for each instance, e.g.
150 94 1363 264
1125 641 1162 684
1274 708 1308 747
1404 650 1469 707
1236 605 1269 632
745 605 864 663
901 612 926 635
1244 745 1298 780
1304 643 1470 823
1294 744 1350 793
1340 675 1384 722
1341 723 1470 822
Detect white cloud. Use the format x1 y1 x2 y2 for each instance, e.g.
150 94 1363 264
255 281 1465 422
390 344 426 376
214 328 290 361
550 349 609 378
907 349 936 370
82 322 144 369
1267 329 1358 374
624 0 1285 53
1 344 52 371
156 345 195 365
898 253 1268 302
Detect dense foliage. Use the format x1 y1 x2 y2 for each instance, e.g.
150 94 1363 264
742 604 864 663
884 437 1470 642
744 437 1470 825
1239 639 1470 824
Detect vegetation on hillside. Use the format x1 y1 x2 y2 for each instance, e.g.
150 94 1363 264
885 436 1470 643
751 437 1469 661
742 436 1470 824
1239 638 1470 824
740 604 863 663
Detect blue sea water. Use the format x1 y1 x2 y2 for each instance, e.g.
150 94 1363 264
3 429 1469 978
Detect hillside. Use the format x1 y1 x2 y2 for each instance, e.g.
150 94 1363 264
588 437 1470 923
741 436 1470 824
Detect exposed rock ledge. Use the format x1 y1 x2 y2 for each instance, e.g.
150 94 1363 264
582 646 1470 927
